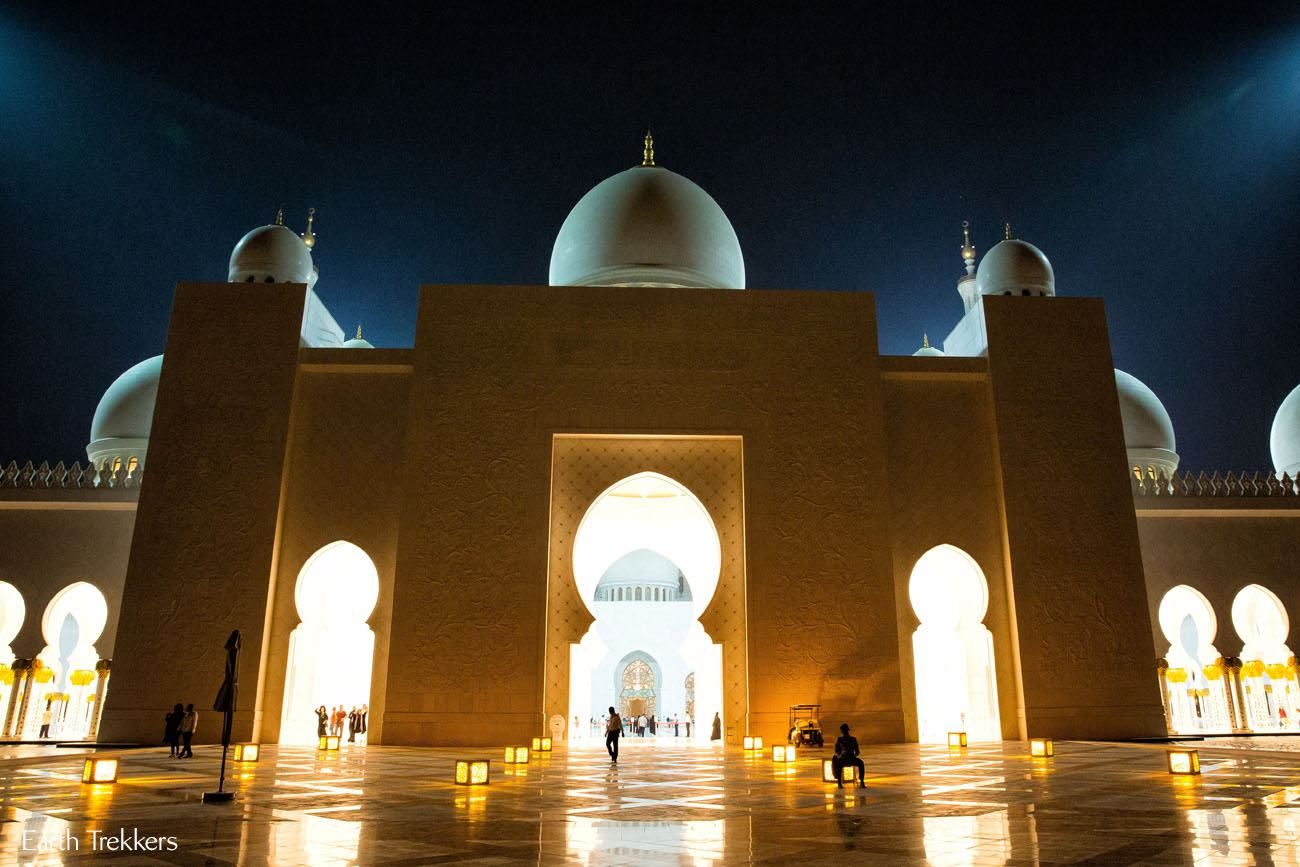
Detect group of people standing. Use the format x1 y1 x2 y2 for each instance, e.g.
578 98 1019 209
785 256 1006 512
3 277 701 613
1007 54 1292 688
316 704 368 743
162 703 198 758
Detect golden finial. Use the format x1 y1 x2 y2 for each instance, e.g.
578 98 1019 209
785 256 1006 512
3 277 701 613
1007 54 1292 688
355 323 363 340
275 208 284 226
302 207 316 249
960 220 976 263
642 130 655 167
922 333 931 349
1004 222 1012 241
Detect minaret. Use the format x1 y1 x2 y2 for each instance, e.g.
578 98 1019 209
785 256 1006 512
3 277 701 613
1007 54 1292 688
958 221 979 314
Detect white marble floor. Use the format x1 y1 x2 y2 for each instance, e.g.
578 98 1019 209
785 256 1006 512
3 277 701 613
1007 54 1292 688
0 736 1297 864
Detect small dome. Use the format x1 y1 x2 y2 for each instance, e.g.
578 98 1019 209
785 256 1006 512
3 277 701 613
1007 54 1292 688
343 325 374 349
550 164 744 289
1270 384 1300 478
976 239 1055 297
87 355 162 469
912 335 944 357
1115 369 1179 476
228 224 314 285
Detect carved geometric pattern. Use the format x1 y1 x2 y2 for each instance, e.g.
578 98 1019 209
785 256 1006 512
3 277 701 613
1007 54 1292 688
544 435 747 735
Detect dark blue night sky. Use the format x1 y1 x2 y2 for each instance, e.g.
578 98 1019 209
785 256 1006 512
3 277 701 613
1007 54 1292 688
2 5 1297 469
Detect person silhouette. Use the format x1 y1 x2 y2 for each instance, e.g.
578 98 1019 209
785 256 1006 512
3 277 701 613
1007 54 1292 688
832 723 866 788
605 706 622 763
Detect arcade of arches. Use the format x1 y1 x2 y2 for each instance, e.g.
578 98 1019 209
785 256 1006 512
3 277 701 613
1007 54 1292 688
1157 583 1300 735
0 580 112 742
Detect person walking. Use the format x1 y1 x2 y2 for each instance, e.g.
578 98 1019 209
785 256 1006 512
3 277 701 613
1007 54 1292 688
638 714 648 737
605 706 622 763
832 723 867 789
164 703 184 758
39 705 53 739
710 712 721 741
179 703 198 758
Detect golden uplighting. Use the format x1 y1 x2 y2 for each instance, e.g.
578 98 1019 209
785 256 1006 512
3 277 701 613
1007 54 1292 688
531 737 552 752
82 757 118 784
772 745 796 763
455 759 490 785
318 735 341 751
1030 738 1054 758
1168 749 1201 776
233 744 260 762
821 759 859 783
504 745 530 764
947 731 968 749
743 736 763 751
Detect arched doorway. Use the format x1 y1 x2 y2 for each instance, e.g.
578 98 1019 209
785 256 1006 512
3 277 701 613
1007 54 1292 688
0 582 25 730
569 472 724 743
617 652 660 723
1158 585 1232 734
279 541 379 745
908 545 1000 743
35 582 108 740
1232 584 1299 730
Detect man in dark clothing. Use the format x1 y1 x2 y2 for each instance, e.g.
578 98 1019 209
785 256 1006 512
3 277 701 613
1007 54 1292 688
605 706 622 763
832 723 866 789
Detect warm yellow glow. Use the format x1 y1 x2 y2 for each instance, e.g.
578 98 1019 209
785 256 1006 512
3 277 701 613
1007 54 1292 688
948 731 968 748
455 759 490 785
772 745 795 762
504 746 530 764
234 744 260 762
821 758 859 783
743 736 763 751
69 670 96 687
319 735 341 751
82 758 118 784
532 737 552 752
1168 750 1201 775
1030 738 1053 758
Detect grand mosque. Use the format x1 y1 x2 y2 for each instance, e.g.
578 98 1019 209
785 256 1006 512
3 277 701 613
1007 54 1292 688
2 136 1299 748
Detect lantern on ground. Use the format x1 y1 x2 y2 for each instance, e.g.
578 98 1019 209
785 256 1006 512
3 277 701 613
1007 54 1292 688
1167 749 1201 776
455 759 490 785
1030 738 1054 758
318 735 341 751
743 736 763 751
82 757 118 784
233 744 260 762
531 737 552 752
821 759 859 784
947 731 968 748
772 745 796 763
504 746 530 764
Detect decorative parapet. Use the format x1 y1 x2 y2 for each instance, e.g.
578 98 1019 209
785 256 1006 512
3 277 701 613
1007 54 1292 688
1132 468 1298 499
0 460 143 491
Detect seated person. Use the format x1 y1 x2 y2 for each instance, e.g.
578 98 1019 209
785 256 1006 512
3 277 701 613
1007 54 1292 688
832 723 866 789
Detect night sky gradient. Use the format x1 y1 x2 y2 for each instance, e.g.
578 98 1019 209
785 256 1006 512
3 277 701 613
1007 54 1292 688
2 4 1298 469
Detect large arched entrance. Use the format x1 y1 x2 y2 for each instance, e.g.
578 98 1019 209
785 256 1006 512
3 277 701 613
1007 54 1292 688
1232 584 1299 730
908 545 1000 743
569 472 724 743
0 582 25 730
1158 585 1232 734
34 582 108 740
279 541 379 745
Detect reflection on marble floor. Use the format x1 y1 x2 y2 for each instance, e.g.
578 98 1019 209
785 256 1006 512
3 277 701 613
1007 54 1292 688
0 737 1298 864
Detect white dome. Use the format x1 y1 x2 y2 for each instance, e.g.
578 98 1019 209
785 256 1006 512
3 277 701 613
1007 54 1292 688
87 355 162 469
1115 369 1179 476
550 165 745 289
912 335 944 357
1270 384 1300 478
976 239 1055 297
228 224 314 285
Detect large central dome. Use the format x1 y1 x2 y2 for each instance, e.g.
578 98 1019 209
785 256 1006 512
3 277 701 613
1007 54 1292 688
549 155 745 289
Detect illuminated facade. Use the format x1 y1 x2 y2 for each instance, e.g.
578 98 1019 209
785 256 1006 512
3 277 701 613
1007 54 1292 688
2 139 1299 747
